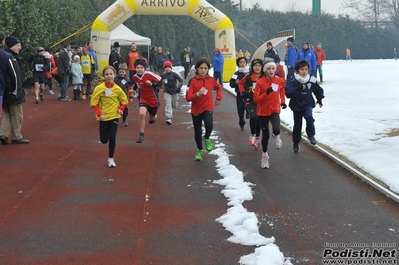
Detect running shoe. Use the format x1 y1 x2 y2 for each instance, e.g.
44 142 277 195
195 149 203 161
204 138 213 152
261 153 270 169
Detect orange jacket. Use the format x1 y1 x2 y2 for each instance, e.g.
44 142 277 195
253 75 285 116
125 51 141 71
315 48 326 65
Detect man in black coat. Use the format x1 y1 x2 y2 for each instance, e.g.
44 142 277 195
109 41 123 72
0 35 30 144
57 42 71 101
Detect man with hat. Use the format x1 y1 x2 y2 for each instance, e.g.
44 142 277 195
212 47 224 87
29 47 49 104
0 35 30 144
295 42 317 76
109 41 123 72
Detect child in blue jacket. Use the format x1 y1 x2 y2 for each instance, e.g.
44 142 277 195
285 59 324 153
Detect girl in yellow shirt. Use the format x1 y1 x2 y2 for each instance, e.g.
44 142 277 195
90 66 128 168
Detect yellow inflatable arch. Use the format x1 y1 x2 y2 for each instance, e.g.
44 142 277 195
91 0 236 81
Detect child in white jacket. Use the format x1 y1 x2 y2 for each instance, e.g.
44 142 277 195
71 55 84 100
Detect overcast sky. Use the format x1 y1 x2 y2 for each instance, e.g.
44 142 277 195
232 0 351 16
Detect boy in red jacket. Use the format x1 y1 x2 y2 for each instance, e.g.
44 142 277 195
186 57 222 161
315 42 326 83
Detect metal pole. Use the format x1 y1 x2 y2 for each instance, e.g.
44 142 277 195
313 0 321 13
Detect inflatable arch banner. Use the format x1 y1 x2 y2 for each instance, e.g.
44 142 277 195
91 0 236 81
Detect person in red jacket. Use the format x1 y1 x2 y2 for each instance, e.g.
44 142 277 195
132 57 163 143
238 58 263 149
253 60 286 169
186 57 222 161
314 42 326 83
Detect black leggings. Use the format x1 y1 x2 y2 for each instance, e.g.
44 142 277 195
250 117 260 137
258 113 280 153
192 110 213 150
99 118 119 158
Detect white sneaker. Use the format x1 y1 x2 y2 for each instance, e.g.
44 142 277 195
248 135 255 146
49 90 54 95
166 119 172 125
261 153 270 169
108 158 116 168
253 137 260 150
273 134 282 149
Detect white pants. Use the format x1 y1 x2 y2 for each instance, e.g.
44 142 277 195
164 93 178 120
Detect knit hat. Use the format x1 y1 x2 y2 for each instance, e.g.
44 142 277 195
37 47 44 53
214 48 221 53
5 36 20 48
73 55 80 60
113 42 120 48
287 37 294 43
134 59 147 68
164 60 172 68
250 58 263 71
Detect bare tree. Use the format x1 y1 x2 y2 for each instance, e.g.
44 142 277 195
383 0 399 29
342 0 389 27
285 2 305 13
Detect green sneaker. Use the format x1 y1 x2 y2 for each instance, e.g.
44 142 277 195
194 149 203 161
204 138 213 152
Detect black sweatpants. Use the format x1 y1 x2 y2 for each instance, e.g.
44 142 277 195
99 118 119 158
258 113 280 153
191 110 213 150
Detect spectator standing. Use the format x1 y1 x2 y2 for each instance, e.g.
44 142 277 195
87 42 99 72
187 46 194 72
263 42 278 62
244 49 251 63
165 48 174 62
43 47 56 95
284 37 297 82
71 55 83 100
0 35 30 145
212 47 224 87
237 49 244 58
109 42 123 72
295 42 317 76
346 48 352 61
57 42 72 101
160 60 183 125
125 42 141 80
29 47 49 104
80 47 95 99
149 46 157 72
153 46 168 75
180 47 191 80
0 31 13 99
314 42 326 83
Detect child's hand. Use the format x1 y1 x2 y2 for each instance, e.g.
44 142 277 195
129 98 134 103
145 80 152 86
317 99 323 108
215 99 221 106
99 115 105 121
117 109 123 115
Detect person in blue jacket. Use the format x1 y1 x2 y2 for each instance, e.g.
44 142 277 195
285 59 324 153
284 37 297 82
229 57 249 130
295 42 317 77
212 47 224 87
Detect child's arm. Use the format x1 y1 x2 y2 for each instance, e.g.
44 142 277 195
175 73 183 93
312 83 325 107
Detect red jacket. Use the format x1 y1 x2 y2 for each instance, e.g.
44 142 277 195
133 71 162 107
253 75 285 116
315 48 326 65
186 74 222 114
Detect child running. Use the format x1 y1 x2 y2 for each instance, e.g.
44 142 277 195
285 59 324 153
186 57 223 161
160 60 183 125
229 56 249 131
238 58 263 149
253 60 286 168
114 64 133 126
90 66 128 168
132 57 163 143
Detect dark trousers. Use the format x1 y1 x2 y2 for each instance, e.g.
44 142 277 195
122 107 129 122
99 118 119 158
258 113 280 153
45 77 53 91
236 93 246 128
287 67 295 82
184 63 190 79
292 106 315 144
213 72 223 87
191 110 213 150
250 117 260 137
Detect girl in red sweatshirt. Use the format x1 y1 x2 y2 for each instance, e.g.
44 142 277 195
186 57 223 161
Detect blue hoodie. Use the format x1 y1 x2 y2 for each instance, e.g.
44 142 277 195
212 52 224 72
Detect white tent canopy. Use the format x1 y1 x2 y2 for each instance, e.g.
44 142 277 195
110 24 151 47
